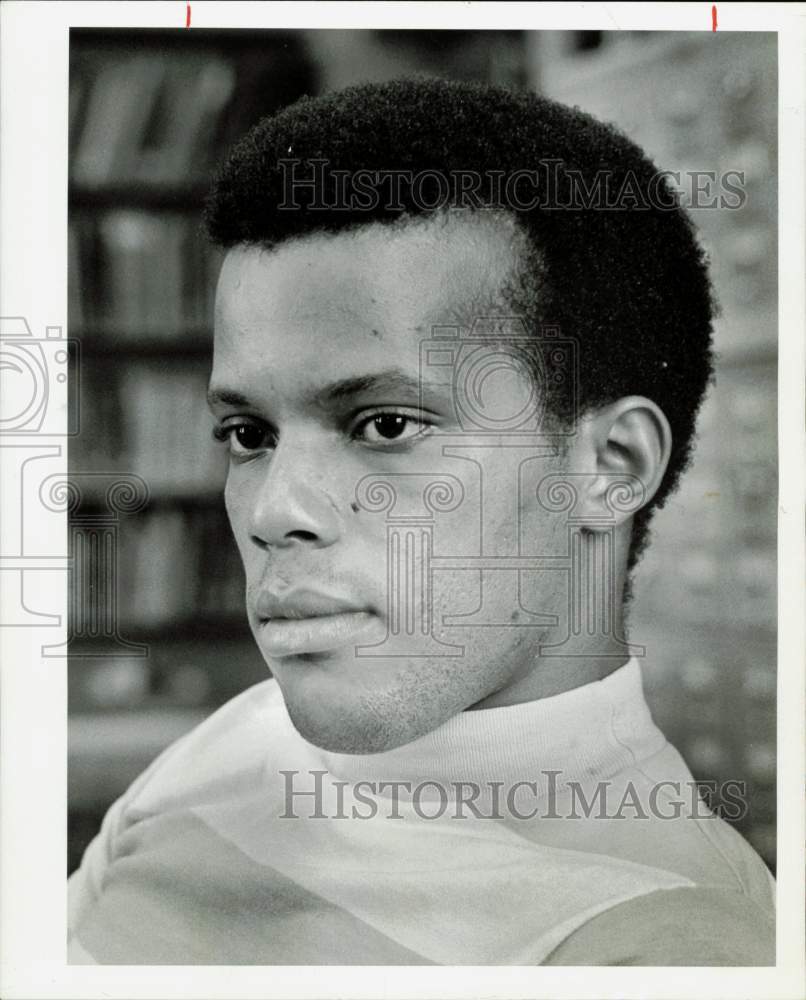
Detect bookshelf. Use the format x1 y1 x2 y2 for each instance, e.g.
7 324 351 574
67 30 321 871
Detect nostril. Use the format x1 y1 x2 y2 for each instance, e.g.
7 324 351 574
249 528 319 549
286 529 318 542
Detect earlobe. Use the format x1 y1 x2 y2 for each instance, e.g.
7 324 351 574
579 397 673 530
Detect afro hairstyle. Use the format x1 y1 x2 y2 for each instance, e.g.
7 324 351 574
203 76 716 571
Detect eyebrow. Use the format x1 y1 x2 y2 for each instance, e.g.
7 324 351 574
315 370 426 405
206 387 252 409
207 368 443 412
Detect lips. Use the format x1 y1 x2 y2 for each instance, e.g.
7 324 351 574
253 588 382 657
254 587 369 621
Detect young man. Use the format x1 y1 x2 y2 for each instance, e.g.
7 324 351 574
68 78 775 965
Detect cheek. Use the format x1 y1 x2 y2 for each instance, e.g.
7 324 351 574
224 473 254 557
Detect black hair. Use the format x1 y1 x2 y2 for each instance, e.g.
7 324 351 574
203 77 716 571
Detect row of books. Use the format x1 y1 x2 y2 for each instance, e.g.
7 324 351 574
72 360 226 491
114 505 244 627
69 213 222 337
70 50 237 188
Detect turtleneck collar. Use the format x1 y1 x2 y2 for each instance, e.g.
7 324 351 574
298 658 666 792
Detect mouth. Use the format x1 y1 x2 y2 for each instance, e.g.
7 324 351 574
257 610 380 657
252 588 382 657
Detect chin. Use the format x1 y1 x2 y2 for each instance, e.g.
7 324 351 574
273 660 457 755
282 696 408 754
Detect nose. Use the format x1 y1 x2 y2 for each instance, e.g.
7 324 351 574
247 439 342 550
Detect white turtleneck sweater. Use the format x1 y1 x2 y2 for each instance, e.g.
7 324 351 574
67 659 775 965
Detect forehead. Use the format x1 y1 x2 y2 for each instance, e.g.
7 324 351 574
212 215 525 391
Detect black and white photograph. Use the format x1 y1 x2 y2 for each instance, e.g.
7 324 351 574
0 3 803 998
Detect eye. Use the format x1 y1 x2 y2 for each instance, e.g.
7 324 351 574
353 411 432 446
212 419 276 457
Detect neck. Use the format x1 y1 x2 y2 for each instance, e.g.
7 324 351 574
302 657 663 797
472 528 631 708
470 645 630 709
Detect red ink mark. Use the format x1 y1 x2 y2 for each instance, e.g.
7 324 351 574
712 5 718 31
186 3 191 28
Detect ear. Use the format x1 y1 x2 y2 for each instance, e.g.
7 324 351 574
576 396 673 530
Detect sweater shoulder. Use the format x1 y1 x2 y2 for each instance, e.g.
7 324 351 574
543 884 775 966
633 742 776 904
123 677 284 819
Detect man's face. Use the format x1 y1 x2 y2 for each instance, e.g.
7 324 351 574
209 214 577 753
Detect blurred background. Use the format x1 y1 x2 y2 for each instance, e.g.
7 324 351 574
68 29 777 874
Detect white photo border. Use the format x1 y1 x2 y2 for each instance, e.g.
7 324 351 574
0 2 803 998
